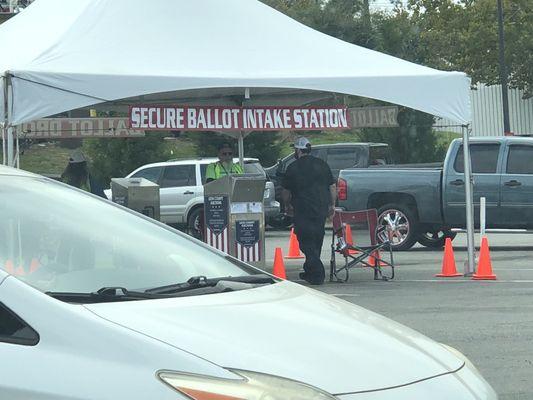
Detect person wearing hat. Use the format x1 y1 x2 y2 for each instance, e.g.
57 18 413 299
281 137 336 285
61 150 105 198
205 142 244 183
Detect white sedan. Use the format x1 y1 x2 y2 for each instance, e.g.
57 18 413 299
0 166 497 400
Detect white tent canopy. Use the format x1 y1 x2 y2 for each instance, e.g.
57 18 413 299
1 0 476 275
1 0 471 127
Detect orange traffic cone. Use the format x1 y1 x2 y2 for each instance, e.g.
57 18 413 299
272 247 287 279
4 260 14 274
368 250 387 267
345 224 359 255
436 238 462 277
285 228 304 259
14 265 26 276
29 258 40 274
473 237 497 280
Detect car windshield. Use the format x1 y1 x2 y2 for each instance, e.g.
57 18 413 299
0 175 257 295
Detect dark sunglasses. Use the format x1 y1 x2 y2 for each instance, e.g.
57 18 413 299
221 152 233 156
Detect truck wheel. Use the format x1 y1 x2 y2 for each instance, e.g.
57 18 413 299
417 229 457 248
187 207 203 240
377 204 419 251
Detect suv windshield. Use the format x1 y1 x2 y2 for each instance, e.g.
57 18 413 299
200 160 265 183
0 176 256 295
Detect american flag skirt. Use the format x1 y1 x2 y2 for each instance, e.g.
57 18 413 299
206 227 229 254
235 241 261 263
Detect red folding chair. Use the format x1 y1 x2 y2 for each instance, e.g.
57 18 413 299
330 209 395 282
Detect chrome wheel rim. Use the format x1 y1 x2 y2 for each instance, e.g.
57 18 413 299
193 215 201 232
190 214 202 238
378 209 410 245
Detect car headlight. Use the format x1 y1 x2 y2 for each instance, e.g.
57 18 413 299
159 369 337 400
263 188 271 199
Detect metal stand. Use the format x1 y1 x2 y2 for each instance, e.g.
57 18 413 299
2 73 8 166
2 72 15 167
238 131 244 168
462 125 476 276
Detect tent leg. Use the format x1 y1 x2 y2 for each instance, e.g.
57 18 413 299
238 131 244 168
462 125 476 276
15 126 20 168
1 125 5 166
3 72 14 167
2 73 7 166
6 126 14 167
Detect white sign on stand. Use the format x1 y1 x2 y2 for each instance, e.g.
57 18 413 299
480 197 486 239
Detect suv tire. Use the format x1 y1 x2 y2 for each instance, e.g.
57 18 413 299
187 207 203 240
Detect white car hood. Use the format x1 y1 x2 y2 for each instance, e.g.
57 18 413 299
85 281 463 395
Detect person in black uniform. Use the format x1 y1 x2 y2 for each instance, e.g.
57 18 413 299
281 137 337 285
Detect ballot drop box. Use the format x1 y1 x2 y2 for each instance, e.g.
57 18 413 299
203 174 266 267
111 177 160 221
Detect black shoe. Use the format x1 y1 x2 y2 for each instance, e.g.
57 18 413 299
299 272 324 286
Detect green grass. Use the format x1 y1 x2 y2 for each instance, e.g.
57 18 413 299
0 143 73 176
2 138 199 176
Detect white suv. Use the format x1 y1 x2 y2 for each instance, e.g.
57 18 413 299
105 158 279 234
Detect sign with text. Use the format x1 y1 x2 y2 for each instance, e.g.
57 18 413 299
349 106 398 128
205 195 229 254
204 195 229 235
235 220 261 263
129 105 350 131
18 118 145 139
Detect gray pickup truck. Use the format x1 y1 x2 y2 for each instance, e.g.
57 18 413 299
338 136 533 250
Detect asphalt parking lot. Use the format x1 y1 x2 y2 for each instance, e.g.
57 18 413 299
262 230 533 400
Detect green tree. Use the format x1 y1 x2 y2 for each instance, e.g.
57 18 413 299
349 10 444 163
83 134 170 186
187 131 284 168
357 108 446 163
409 0 533 97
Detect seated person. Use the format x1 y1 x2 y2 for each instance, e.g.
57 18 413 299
205 142 243 183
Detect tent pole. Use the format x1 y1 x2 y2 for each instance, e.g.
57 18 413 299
1 127 4 166
462 124 476 276
238 131 244 168
3 72 15 167
1 126 5 166
15 126 20 168
6 126 14 167
2 73 7 166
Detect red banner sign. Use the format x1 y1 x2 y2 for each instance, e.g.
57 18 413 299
129 106 350 131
